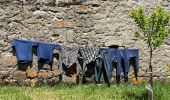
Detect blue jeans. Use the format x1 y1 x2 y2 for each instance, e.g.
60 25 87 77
124 49 139 80
95 48 113 85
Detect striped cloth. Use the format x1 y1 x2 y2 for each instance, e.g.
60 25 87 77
79 47 99 72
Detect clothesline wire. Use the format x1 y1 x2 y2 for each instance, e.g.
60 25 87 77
13 39 132 49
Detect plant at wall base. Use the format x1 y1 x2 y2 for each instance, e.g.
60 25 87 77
130 6 170 100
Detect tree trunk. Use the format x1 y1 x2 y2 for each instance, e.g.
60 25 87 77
149 49 153 87
147 48 154 100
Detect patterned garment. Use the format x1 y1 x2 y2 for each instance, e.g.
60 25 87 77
95 48 113 85
79 47 99 72
62 45 81 74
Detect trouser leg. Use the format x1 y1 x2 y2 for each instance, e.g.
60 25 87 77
95 58 103 84
122 59 128 82
134 57 139 80
103 56 112 85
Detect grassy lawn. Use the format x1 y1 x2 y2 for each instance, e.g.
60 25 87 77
0 82 169 100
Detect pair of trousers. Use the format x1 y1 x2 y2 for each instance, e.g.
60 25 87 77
95 48 113 84
124 49 139 80
117 49 139 82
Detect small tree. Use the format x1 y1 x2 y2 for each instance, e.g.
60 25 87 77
130 6 170 100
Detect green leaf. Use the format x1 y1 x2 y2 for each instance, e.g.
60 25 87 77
134 32 141 38
130 6 170 47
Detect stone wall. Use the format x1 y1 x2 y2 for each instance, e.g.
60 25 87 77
0 0 170 86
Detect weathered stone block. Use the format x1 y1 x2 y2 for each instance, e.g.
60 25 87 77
13 71 26 80
2 53 17 67
51 20 73 28
38 71 58 78
27 69 38 78
7 34 18 41
26 18 43 24
33 10 48 19
52 71 60 77
0 8 5 16
66 30 76 43
0 71 10 79
4 79 17 86
55 0 73 6
74 5 89 14
73 0 86 3
0 0 12 3
0 40 6 46
42 0 56 6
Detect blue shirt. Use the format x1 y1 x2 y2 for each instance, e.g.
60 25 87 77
12 39 38 63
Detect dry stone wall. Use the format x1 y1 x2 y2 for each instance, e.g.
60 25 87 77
0 0 170 86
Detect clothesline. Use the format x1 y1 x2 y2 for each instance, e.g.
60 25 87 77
12 39 131 49
12 39 139 85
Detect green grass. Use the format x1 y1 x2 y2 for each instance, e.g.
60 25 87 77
0 82 169 100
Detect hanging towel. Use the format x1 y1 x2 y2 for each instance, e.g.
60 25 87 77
62 45 81 75
12 39 38 63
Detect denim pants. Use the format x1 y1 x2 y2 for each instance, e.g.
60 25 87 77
124 49 139 80
117 49 139 82
95 48 113 85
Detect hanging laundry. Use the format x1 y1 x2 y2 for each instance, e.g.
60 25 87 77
94 48 113 85
79 47 99 73
115 49 139 82
124 49 139 80
62 45 81 75
11 39 140 84
37 42 62 63
108 49 122 83
12 39 38 63
116 49 128 82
